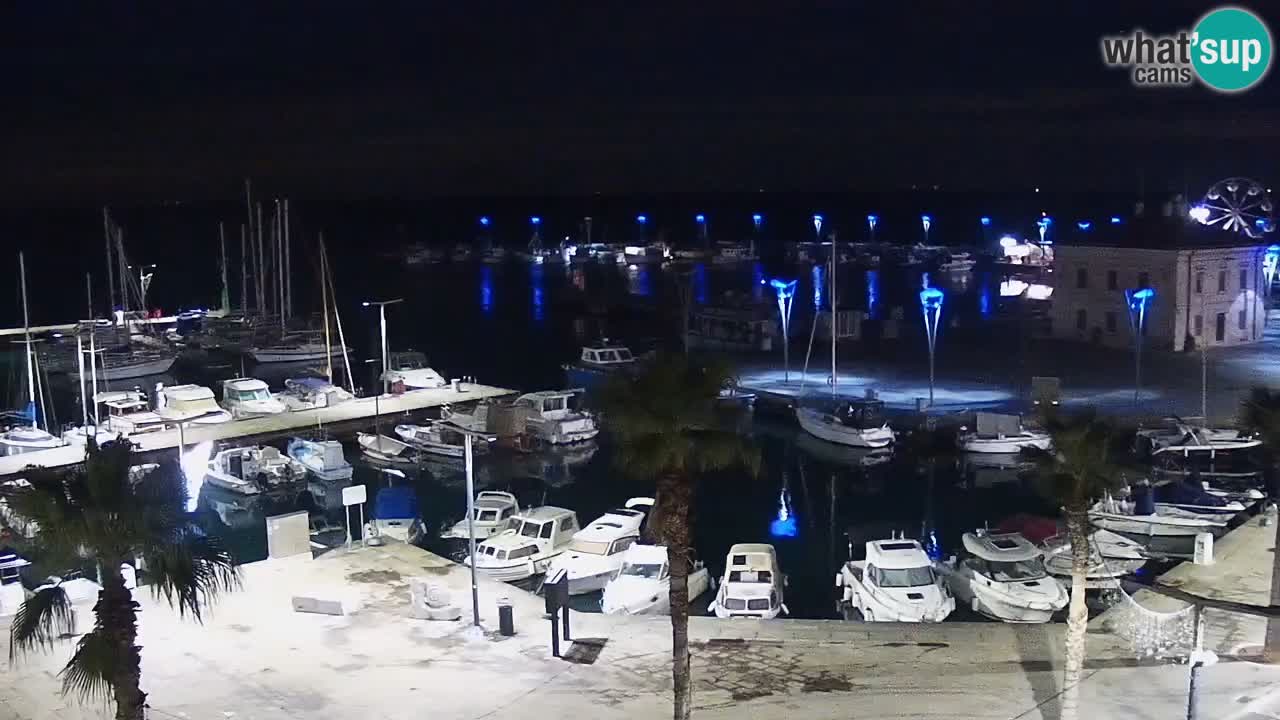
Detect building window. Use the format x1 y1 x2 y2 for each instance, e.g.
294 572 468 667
1105 312 1117 332
1106 270 1117 290
1194 315 1203 336
1076 309 1087 331
1216 313 1226 342
1239 309 1247 331
1075 268 1088 289
1137 271 1150 289
1240 268 1248 292
1218 270 1226 293
1195 271 1203 294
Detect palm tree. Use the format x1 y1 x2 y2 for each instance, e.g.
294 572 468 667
601 354 758 720
1022 410 1127 720
3 440 239 720
1239 387 1280 662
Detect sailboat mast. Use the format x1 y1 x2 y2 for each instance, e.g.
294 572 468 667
19 253 35 428
276 200 285 330
256 202 265 314
829 249 837 397
240 224 248 312
284 199 292 322
322 236 356 393
219 222 230 314
320 232 333 384
103 208 116 315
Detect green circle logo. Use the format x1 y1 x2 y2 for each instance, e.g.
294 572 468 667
1192 7 1272 92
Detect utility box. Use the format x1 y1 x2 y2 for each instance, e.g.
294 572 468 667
1193 533 1214 565
266 510 312 560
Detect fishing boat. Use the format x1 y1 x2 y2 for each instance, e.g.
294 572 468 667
474 506 580 582
276 377 353 411
601 544 713 616
958 413 1052 454
836 537 954 622
394 421 480 459
206 445 306 495
938 251 976 274
357 432 419 465
545 498 654 594
513 389 599 445
936 530 1068 623
796 399 896 449
157 384 233 424
1040 529 1148 589
286 438 353 482
87 390 166 437
1089 486 1228 537
221 378 287 419
371 485 424 544
708 543 788 619
440 491 519 541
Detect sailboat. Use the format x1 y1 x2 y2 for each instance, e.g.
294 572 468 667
1 253 67 457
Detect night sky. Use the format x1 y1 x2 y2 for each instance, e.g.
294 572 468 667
1 2 1277 207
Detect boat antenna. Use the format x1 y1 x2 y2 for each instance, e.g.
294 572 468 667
18 252 36 429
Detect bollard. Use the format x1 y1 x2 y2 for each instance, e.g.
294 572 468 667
498 598 515 637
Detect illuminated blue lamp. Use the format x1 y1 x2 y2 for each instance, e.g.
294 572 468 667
752 213 763 226
921 214 932 232
980 216 991 226
478 216 491 227
1127 287 1155 313
919 286 945 312
530 216 541 226
1110 216 1123 224
769 490 798 538
695 213 705 224
867 214 879 227
636 214 647 224
1077 220 1092 231
769 278 798 299
1268 244 1280 254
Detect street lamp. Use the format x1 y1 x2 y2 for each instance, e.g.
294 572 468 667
979 216 991 247
441 421 498 629
812 214 824 242
919 285 945 406
1037 216 1053 244
751 213 763 256
921 215 932 244
767 278 798 382
128 263 158 311
695 213 708 245
362 298 403 393
867 214 878 242
1125 287 1155 406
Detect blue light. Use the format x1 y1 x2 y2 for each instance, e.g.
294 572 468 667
919 286 945 310
866 269 879 319
530 216 541 226
1111 216 1123 224
1268 244 1280 254
636 214 647 225
1077 220 1092 231
812 214 824 223
1132 287 1155 302
867 214 879 228
769 278 798 300
978 274 991 318
752 213 763 226
921 214 932 233
811 264 824 310
980 216 991 226
479 265 494 314
695 213 706 224
479 216 491 227
769 489 798 538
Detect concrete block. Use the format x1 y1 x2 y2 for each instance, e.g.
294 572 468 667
292 595 345 616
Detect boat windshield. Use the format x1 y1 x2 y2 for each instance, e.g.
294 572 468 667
569 539 609 555
235 388 271 402
978 558 1047 582
872 565 936 588
476 509 498 522
518 520 545 538
615 349 633 361
621 562 664 579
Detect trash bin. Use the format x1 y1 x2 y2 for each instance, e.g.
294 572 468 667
498 597 515 636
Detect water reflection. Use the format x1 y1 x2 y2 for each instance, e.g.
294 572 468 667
530 264 545 322
480 265 494 314
693 263 708 304
811 263 824 311
626 264 652 297
866 269 879 318
752 262 765 303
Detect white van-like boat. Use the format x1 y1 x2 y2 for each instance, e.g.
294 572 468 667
937 531 1068 623
474 506 580 582
206 445 307 495
286 438 353 482
546 498 654 594
709 543 788 619
836 538 954 622
221 378 287 419
158 384 233 424
514 389 599 445
600 544 713 616
440 491 520 541
958 413 1052 454
796 399 895 449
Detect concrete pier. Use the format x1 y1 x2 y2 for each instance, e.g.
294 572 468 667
0 383 515 478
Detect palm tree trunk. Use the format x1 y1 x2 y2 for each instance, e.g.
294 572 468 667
1266 514 1280 662
98 567 146 720
659 472 693 720
1060 509 1090 719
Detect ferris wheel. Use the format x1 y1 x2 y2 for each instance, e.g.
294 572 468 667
1191 177 1275 238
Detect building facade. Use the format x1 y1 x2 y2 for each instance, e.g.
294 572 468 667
1050 243 1266 351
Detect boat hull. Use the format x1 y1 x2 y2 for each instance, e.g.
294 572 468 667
961 435 1052 454
72 354 176 381
1088 512 1224 537
796 408 894 448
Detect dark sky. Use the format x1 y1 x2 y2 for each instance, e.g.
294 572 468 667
1 1 1276 206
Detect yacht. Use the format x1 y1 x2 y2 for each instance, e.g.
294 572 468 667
836 537 954 622
545 498 654 594
357 432 420 465
276 377 353 411
372 485 424 544
382 351 448 390
206 445 307 495
394 421 482 459
474 506 580 582
600 544 713 616
1089 487 1228 537
796 398 896 449
1040 529 1148 589
708 543 788 619
958 413 1052 454
563 340 639 388
440 491 520 541
286 438 353 482
936 530 1068 623
221 378 287 419
514 390 599 445
157 384 233 424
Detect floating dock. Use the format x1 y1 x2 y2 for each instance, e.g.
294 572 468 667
0 382 516 478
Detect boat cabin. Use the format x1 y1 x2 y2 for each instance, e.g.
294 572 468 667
958 532 1048 582
835 399 887 430
579 344 635 367
96 390 167 434
473 491 519 526
223 378 272 403
480 506 579 559
282 377 352 409
863 539 938 589
159 384 230 423
713 543 786 617
515 390 587 420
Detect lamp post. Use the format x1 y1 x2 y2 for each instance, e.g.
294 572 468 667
636 214 647 244
1263 245 1279 300
812 214 823 243
362 298 403 393
867 214 878 243
768 279 798 382
980 216 991 247
919 285 945 406
1125 287 1155 407
921 215 932 244
442 421 498 629
1037 216 1053 245
751 213 762 257
529 216 541 250
695 213 708 247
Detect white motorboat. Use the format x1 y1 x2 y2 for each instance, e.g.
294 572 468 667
94 390 167 435
157 384 234 424
72 349 176 381
600 544 713 616
474 506 580 582
382 351 448 390
394 422 481 458
514 389 599 445
0 425 65 457
546 498 654 594
937 531 1068 623
440 491 520 541
276 377 353 412
206 445 306 495
709 543 788 619
1150 479 1253 519
958 413 1051 454
1041 529 1148 589
836 538 955 622
440 400 493 433
711 242 757 265
563 341 639 389
939 252 976 274
221 378 287 419
796 399 896 449
247 341 348 364
286 438 353 482
1137 419 1262 458
371 485 423 544
357 432 419 465
1089 489 1228 537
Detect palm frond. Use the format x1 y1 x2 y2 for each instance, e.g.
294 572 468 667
58 629 117 702
9 584 76 659
141 531 240 621
1023 410 1130 511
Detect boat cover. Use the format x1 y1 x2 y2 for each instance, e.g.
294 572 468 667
996 514 1060 544
1131 483 1156 515
976 412 1022 437
374 486 419 520
1152 480 1229 508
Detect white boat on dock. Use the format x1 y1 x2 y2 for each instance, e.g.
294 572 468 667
796 398 895 449
709 543 788 619
514 389 599 445
394 422 479 458
546 498 654 595
157 384 233 424
357 432 419 465
836 537 954 622
440 491 519 541
1040 529 1147 590
1137 419 1261 457
286 438 353 482
383 351 448 390
474 506 580 582
958 413 1051 454
206 445 306 495
276 378 353 412
937 530 1067 623
600 544 713 616
1089 489 1228 537
221 378 287 420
